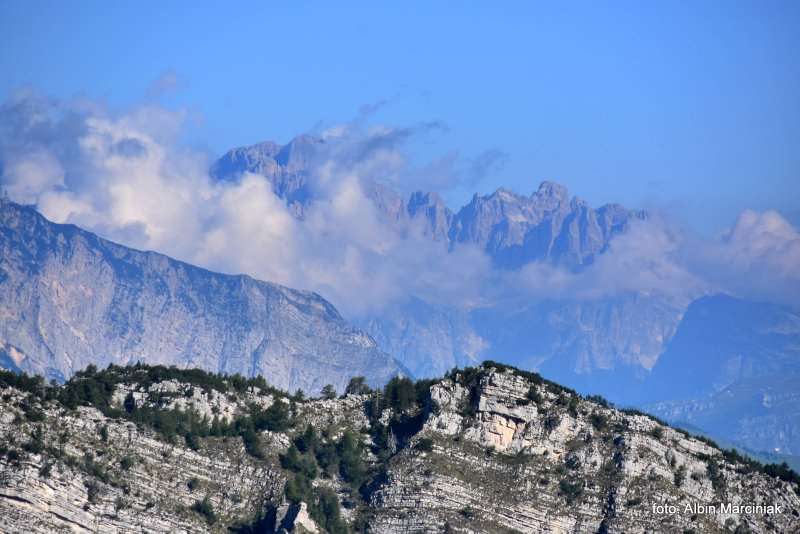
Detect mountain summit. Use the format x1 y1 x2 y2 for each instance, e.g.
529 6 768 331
211 138 646 269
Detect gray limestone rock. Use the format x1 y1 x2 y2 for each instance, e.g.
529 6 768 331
0 199 405 393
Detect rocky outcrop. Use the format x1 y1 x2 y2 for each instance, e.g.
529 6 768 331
368 368 800 533
0 199 405 393
1 364 798 533
0 388 284 533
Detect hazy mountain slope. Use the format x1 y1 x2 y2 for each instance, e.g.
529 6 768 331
641 295 800 455
1 363 798 533
647 372 800 456
645 295 800 402
468 294 687 402
0 199 404 393
358 297 485 378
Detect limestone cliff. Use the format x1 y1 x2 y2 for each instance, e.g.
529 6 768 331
1 363 797 533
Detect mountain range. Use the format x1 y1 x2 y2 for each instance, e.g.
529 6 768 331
0 198 404 394
1 133 798 462
213 136 677 380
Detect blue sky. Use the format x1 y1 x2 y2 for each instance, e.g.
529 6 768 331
1 1 798 232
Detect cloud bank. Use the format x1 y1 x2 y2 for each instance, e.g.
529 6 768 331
1 90 798 316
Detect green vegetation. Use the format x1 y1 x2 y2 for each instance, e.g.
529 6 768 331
119 455 135 471
184 431 200 451
23 426 44 454
383 376 419 412
763 462 800 486
558 478 584 504
564 452 581 471
0 364 294 460
590 412 608 431
321 384 337 400
345 376 371 396
277 425 364 533
2 358 800 534
674 464 687 487
311 487 349 534
415 437 434 452
705 458 725 492
84 480 101 504
192 497 216 524
525 386 542 404
585 394 612 408
39 461 53 478
566 396 580 418
544 413 561 433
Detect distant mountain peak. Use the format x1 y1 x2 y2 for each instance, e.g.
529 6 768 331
534 180 569 202
275 134 324 169
210 141 644 268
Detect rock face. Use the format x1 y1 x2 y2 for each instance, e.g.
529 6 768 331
368 368 800 533
471 294 687 394
1 363 798 533
447 182 645 269
210 136 322 217
358 297 486 379
0 199 404 393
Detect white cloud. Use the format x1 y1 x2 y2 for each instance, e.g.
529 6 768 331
687 209 800 305
0 92 491 315
2 149 64 204
1 90 797 317
510 217 704 305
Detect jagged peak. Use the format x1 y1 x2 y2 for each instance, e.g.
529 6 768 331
222 139 282 158
407 190 446 209
472 187 525 205
276 134 324 168
533 180 569 202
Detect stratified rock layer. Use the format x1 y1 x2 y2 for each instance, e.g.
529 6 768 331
1 364 797 533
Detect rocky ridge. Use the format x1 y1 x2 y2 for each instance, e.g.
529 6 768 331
0 198 404 393
212 137 645 269
0 362 797 533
